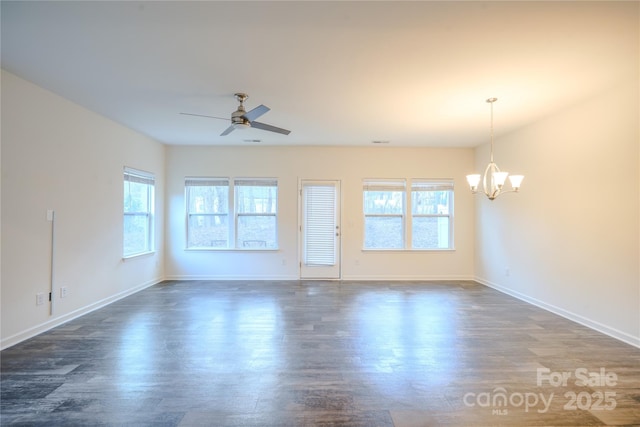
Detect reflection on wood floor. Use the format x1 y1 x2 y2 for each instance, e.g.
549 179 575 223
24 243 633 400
2 280 639 426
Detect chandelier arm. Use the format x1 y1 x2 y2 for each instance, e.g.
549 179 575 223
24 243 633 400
491 187 521 200
482 161 499 200
485 187 522 200
499 188 520 195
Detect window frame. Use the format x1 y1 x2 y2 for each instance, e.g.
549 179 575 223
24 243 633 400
184 177 279 250
123 167 155 258
362 178 455 251
410 179 455 250
234 178 279 249
185 177 230 249
362 179 407 250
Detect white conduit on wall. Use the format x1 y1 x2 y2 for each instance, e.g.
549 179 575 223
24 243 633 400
48 209 56 316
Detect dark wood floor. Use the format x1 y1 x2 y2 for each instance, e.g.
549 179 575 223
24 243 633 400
1 280 639 426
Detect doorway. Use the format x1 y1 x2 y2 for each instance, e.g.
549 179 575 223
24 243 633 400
299 180 341 279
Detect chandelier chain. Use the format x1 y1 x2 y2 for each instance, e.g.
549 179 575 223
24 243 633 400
487 97 496 163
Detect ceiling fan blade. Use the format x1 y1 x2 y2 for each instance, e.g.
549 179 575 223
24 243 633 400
220 125 235 136
250 121 291 135
180 112 229 121
243 104 270 122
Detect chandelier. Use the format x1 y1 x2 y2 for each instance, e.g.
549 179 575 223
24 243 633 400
466 98 524 200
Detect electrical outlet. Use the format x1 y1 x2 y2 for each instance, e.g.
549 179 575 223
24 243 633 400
505 268 511 277
60 287 68 298
36 292 45 306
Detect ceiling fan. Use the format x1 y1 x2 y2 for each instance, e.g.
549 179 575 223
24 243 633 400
180 93 291 136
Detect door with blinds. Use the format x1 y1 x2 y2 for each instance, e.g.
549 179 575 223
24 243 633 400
300 180 341 279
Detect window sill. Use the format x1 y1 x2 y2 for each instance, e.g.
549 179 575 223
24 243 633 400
361 248 455 252
185 248 280 252
123 251 156 260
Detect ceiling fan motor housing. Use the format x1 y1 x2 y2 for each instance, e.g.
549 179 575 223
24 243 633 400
231 107 250 128
232 92 250 125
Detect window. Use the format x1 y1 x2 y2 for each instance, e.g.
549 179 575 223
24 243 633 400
185 177 278 249
362 178 454 250
123 167 154 257
411 180 454 249
363 179 406 249
185 178 229 249
235 179 278 249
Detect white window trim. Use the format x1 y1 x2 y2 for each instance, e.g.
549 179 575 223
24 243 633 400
362 179 406 250
185 177 230 249
362 178 455 251
123 167 155 259
234 178 279 250
410 179 455 251
184 177 279 251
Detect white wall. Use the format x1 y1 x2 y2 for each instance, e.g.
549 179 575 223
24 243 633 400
474 80 640 347
1 70 166 349
166 146 475 281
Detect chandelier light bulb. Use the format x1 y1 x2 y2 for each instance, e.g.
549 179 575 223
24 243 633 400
466 174 481 192
509 175 524 190
493 171 509 188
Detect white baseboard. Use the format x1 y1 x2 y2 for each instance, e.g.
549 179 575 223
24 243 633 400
165 274 475 282
476 276 640 349
163 274 300 281
0 277 162 350
341 275 475 281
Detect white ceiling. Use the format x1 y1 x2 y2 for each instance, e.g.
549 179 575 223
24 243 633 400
1 1 637 147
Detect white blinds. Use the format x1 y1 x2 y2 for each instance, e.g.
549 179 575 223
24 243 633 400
185 177 229 187
362 179 406 191
185 178 276 187
411 180 454 192
234 178 277 187
304 183 336 266
124 167 155 185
